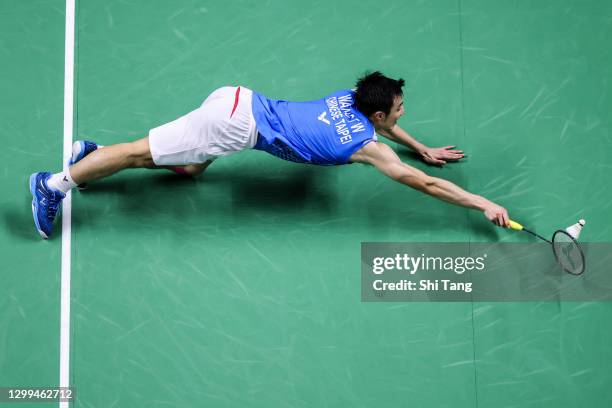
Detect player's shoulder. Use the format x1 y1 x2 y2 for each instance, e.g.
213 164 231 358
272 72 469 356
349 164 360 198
349 140 380 163
351 140 400 163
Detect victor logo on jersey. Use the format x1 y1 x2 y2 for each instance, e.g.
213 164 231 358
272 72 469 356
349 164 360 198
318 111 330 125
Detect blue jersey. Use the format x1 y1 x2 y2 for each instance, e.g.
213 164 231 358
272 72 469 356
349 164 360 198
251 89 377 165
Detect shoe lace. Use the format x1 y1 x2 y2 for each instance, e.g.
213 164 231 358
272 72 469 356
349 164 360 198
47 194 62 220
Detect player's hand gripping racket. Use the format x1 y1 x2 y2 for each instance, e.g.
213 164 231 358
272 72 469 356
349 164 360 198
508 220 586 275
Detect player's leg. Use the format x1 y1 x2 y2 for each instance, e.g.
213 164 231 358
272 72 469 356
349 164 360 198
67 136 153 184
68 138 212 183
70 140 212 187
29 137 153 239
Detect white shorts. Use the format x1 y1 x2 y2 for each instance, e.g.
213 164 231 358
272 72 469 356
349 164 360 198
148 86 258 165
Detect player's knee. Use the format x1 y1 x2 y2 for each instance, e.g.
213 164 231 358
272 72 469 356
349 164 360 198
179 160 212 177
183 164 205 176
126 138 154 168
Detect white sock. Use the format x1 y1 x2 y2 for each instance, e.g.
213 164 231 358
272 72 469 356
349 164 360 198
47 170 78 194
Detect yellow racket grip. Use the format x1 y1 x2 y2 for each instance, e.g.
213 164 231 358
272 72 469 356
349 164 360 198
508 220 524 231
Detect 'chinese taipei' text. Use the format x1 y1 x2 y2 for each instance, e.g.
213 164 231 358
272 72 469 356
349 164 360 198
325 94 367 145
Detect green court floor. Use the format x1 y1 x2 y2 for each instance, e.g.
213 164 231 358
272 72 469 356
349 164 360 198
2 0 612 407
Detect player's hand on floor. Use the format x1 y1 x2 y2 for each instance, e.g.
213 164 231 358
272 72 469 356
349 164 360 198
483 203 510 227
420 146 465 166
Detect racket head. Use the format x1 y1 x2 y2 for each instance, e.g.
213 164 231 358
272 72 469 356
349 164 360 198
552 230 585 275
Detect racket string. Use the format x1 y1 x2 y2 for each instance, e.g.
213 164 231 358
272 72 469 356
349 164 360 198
552 230 585 275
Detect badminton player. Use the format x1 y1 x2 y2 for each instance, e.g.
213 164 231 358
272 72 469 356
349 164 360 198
29 71 509 238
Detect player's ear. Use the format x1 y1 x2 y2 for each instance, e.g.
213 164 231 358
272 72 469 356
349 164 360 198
371 111 385 122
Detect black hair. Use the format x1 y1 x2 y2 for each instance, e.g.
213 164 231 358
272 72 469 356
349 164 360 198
353 71 405 117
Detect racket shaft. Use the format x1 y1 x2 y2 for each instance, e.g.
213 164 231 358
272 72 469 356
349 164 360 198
522 228 552 244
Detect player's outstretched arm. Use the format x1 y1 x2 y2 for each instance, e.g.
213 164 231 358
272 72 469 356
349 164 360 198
350 141 509 227
379 125 465 166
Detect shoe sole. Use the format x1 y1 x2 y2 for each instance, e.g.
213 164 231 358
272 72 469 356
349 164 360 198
29 173 49 239
69 140 90 190
68 140 85 166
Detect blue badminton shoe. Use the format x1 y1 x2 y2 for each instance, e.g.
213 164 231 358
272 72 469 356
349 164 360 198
29 172 65 239
69 140 98 165
69 140 98 189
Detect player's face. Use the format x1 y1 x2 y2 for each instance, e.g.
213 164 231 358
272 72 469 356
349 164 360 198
379 96 404 130
383 96 405 129
370 95 405 131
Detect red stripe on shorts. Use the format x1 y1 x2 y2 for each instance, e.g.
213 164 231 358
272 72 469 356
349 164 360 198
230 86 241 119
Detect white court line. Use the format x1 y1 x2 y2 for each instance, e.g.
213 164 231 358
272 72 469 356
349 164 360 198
60 0 75 407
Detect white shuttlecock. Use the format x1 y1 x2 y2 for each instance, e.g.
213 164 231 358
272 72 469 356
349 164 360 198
565 219 585 240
